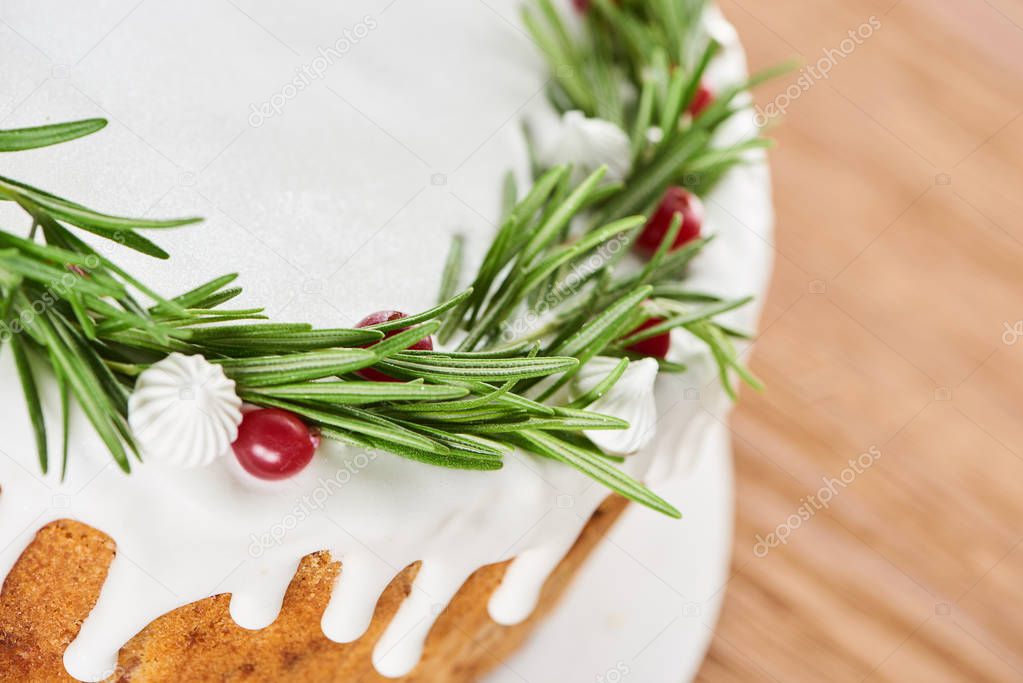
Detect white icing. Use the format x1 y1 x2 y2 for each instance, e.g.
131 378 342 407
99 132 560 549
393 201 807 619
0 2 773 680
128 353 242 469
537 110 633 182
573 356 659 457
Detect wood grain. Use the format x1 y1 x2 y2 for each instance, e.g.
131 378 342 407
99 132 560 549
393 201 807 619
699 1 1023 681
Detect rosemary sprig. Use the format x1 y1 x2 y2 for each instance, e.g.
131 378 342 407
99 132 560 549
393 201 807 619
0 0 775 518
0 120 678 514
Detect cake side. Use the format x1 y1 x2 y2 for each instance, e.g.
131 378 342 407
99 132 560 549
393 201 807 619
0 497 627 682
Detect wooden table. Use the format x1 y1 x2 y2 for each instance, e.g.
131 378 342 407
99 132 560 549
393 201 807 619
698 1 1023 680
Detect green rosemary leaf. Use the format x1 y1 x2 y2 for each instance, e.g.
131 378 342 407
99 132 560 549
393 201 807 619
53 359 71 481
459 408 627 433
162 273 239 311
658 66 690 142
89 296 191 342
0 252 124 299
457 379 556 415
684 138 774 175
182 322 311 339
9 333 47 472
649 283 722 302
396 405 524 424
520 166 608 265
320 427 503 471
385 379 516 413
716 322 754 340
691 62 796 134
3 189 173 259
244 381 468 405
0 230 99 267
170 310 266 326
367 320 440 358
517 430 680 517
524 3 594 113
67 291 96 339
678 40 719 119
537 0 578 65
400 342 536 359
615 296 753 346
525 216 644 291
0 118 107 152
631 76 656 161
368 294 470 333
18 301 130 471
567 357 629 409
202 329 381 354
634 213 683 287
500 170 518 220
0 174 200 231
383 353 578 382
437 235 465 306
390 422 507 458
98 257 187 318
244 395 450 456
536 284 651 400
102 328 197 355
642 235 712 284
599 129 708 221
192 286 244 310
217 348 378 387
444 165 567 342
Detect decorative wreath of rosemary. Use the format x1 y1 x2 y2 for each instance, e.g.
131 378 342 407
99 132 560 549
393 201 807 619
0 0 783 517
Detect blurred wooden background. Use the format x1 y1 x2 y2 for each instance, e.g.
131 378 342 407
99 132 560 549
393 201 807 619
699 1 1023 681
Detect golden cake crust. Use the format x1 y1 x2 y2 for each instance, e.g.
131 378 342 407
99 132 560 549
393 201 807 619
0 495 627 682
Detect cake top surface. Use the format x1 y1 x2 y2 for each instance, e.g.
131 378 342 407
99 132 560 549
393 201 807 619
1 0 541 327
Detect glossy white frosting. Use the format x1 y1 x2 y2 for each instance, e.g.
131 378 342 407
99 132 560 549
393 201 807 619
538 110 633 182
128 353 242 469
0 2 772 680
573 356 660 457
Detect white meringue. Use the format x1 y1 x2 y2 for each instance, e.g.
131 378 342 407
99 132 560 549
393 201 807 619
128 353 242 468
573 356 659 456
539 110 633 182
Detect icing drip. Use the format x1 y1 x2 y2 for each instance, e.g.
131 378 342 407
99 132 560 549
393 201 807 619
0 2 772 680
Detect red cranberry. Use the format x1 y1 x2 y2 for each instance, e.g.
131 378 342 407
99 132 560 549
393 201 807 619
355 310 433 382
635 187 704 255
689 82 714 118
625 318 671 359
232 408 316 480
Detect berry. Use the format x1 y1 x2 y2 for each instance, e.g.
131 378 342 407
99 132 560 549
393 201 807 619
355 310 434 382
232 408 317 480
572 0 590 11
689 82 714 118
635 186 703 255
626 318 671 359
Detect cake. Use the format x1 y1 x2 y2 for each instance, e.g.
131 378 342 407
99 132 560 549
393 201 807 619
0 1 774 680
